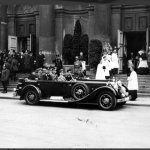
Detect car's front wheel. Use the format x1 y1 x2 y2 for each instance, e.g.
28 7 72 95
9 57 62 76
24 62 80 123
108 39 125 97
97 91 117 111
25 89 40 105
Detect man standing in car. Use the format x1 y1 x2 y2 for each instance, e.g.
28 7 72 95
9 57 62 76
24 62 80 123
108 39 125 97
53 54 63 76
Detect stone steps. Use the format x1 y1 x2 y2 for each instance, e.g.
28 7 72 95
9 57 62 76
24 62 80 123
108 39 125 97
0 73 149 95
0 82 18 92
117 74 150 94
87 71 150 95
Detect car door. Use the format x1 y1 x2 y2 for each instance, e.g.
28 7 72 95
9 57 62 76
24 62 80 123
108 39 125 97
37 80 65 97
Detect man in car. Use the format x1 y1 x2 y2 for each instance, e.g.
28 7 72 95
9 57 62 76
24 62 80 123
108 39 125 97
57 69 66 81
50 67 58 81
65 69 76 82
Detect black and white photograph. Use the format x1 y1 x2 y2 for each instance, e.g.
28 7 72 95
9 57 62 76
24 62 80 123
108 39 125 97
0 0 150 148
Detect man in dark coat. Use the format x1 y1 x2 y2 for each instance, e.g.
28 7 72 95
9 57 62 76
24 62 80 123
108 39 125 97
37 50 45 68
24 50 31 73
1 64 10 93
18 52 25 73
53 54 63 76
0 50 4 71
10 55 19 81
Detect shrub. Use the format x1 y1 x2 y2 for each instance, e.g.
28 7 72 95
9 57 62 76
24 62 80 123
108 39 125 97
89 39 102 69
62 34 73 64
72 20 82 58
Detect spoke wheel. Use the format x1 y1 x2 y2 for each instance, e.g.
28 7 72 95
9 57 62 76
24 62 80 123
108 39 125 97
98 91 117 110
25 89 40 105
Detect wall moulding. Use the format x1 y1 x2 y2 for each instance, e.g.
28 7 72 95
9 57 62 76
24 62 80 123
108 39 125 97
55 6 94 16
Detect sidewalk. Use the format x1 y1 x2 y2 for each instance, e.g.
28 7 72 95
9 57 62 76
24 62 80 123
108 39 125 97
0 92 20 100
0 91 150 106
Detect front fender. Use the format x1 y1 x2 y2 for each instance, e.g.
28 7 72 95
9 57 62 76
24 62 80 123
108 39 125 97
20 84 42 100
71 85 118 103
94 86 118 97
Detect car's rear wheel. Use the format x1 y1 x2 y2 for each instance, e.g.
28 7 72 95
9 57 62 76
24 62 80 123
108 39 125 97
97 91 117 110
25 89 40 105
71 83 89 100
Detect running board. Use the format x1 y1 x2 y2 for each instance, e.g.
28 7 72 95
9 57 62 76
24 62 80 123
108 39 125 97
48 99 69 103
40 96 76 103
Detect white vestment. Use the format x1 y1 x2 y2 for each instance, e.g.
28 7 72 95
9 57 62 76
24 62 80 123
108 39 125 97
81 61 86 71
101 59 110 77
95 63 106 80
127 70 138 90
138 58 148 68
111 53 119 69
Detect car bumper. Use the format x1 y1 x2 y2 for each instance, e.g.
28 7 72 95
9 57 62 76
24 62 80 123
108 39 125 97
117 96 130 103
14 88 22 96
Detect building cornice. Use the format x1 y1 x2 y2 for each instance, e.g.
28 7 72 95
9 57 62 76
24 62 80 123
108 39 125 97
55 5 94 16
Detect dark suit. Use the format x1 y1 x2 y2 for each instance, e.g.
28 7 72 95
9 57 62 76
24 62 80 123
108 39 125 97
1 68 10 92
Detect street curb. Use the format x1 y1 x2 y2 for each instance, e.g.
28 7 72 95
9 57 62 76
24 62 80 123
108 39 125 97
0 96 20 100
138 94 150 97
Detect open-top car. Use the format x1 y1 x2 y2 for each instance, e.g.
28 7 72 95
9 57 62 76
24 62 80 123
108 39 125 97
15 77 130 111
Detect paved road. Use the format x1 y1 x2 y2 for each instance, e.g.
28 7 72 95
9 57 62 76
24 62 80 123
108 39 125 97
0 97 150 148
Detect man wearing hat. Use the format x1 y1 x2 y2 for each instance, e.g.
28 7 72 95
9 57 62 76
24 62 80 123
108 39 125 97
53 54 63 76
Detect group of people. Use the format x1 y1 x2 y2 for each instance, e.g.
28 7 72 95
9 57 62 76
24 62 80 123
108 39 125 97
127 48 150 75
0 45 143 100
0 49 46 93
95 47 119 80
28 67 76 82
27 51 87 82
95 46 138 101
73 52 87 79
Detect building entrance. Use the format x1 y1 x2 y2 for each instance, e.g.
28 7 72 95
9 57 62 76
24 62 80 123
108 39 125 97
18 35 36 57
125 31 146 58
18 37 30 53
118 31 147 73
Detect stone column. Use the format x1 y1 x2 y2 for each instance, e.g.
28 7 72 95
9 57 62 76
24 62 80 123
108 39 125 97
94 4 111 42
55 8 63 58
87 5 94 41
0 5 8 51
7 5 16 36
111 5 122 46
35 13 40 59
7 16 16 36
39 5 55 65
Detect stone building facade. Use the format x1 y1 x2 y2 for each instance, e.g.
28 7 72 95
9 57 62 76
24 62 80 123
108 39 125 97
0 3 150 72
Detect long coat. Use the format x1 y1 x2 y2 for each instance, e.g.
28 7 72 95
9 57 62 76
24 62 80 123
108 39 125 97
24 54 31 70
1 68 10 81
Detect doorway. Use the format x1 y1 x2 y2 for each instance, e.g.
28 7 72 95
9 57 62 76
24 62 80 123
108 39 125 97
125 31 146 58
18 37 30 53
18 35 36 58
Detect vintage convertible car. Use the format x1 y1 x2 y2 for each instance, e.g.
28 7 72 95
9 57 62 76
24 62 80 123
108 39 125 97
15 77 130 111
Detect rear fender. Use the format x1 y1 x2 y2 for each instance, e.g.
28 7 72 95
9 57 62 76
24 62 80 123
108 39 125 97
20 84 41 100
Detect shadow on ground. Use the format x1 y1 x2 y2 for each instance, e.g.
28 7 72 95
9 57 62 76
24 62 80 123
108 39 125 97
17 100 127 111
